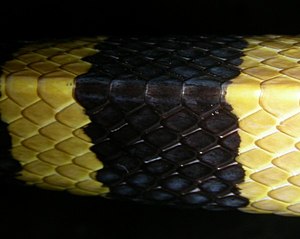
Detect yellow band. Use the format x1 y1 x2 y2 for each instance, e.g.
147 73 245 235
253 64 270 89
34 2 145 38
0 38 109 195
227 35 300 215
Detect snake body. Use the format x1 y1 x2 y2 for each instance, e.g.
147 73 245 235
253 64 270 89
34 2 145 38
1 35 300 216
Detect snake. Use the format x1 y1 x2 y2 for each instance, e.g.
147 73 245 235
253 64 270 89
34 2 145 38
1 35 300 216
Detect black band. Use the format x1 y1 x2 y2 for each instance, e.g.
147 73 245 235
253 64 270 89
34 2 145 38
75 36 249 209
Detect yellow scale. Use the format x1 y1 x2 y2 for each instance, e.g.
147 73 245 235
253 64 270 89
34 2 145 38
0 38 109 195
227 35 300 215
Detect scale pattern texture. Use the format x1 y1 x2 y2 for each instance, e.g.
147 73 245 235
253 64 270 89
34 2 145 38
75 36 248 209
227 35 300 215
0 38 109 195
4 36 300 215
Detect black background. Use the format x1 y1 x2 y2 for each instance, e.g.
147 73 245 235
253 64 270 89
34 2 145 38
1 0 300 39
1 1 300 238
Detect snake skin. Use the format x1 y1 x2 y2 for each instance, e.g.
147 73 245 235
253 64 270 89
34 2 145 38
4 35 300 215
0 38 110 195
75 36 249 209
227 35 300 215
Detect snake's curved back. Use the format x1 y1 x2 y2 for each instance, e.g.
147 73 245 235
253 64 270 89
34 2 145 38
1 35 300 216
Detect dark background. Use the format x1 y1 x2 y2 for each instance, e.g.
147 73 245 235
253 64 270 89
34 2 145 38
1 0 300 39
1 0 300 238
2 183 300 239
